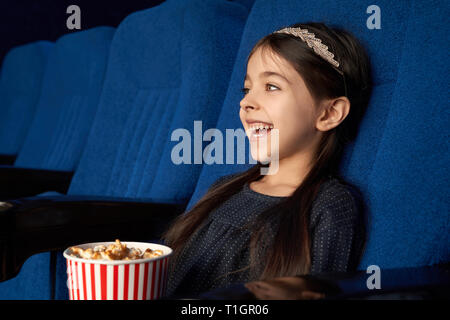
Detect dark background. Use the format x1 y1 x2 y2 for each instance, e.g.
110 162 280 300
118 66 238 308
0 0 165 66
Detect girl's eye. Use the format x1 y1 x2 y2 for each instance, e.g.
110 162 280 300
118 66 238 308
241 84 279 95
266 83 279 91
241 87 249 95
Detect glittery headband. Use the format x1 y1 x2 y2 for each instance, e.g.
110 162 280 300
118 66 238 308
273 27 348 97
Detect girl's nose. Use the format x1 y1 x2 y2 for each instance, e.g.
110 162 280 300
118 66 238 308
240 96 257 112
242 104 254 112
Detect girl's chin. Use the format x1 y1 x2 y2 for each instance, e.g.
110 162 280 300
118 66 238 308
252 156 272 164
250 146 272 163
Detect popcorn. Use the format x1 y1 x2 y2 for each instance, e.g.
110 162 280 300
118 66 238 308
69 239 163 261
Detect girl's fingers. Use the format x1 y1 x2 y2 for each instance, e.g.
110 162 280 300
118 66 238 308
247 287 263 299
244 282 258 291
245 283 273 300
253 290 271 300
244 283 261 296
301 290 325 300
246 281 270 291
253 281 272 290
246 280 326 300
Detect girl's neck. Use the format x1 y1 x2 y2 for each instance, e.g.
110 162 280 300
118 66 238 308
260 150 315 189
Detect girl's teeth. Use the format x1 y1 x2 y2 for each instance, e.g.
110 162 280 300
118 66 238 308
250 124 274 129
248 123 274 135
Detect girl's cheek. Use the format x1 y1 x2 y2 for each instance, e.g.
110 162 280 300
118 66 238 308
239 108 246 128
280 115 309 149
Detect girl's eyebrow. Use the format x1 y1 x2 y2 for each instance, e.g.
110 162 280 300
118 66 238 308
245 71 291 84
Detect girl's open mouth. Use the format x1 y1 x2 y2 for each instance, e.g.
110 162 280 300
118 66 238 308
248 123 274 141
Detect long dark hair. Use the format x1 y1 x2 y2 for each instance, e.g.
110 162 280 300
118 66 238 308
163 22 373 280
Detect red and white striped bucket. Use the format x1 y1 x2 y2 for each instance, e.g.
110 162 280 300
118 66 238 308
63 242 172 300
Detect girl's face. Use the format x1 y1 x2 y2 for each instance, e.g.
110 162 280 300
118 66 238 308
240 47 321 163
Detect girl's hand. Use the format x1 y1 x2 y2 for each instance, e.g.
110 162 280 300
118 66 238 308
245 276 326 300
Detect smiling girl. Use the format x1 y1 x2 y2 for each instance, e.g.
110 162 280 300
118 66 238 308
163 22 372 299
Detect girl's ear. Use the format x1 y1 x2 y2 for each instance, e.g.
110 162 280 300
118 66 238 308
315 97 350 132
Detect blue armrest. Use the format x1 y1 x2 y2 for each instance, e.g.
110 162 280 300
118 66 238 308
0 167 73 200
0 154 16 166
0 195 187 282
195 263 450 300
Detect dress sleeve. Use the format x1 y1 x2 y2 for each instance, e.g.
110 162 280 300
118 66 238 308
308 183 365 275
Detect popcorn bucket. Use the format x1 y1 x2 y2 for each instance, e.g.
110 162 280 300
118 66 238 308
63 242 172 300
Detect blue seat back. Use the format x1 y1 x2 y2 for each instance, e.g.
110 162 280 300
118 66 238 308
188 0 449 269
68 0 249 202
0 27 114 300
14 27 115 170
0 41 53 156
356 0 449 268
232 0 256 10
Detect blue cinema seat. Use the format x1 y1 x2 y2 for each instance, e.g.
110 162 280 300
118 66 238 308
14 27 115 171
0 41 53 164
233 0 256 11
68 0 248 202
0 0 249 299
189 0 449 279
0 27 115 298
0 27 115 200
2 0 446 300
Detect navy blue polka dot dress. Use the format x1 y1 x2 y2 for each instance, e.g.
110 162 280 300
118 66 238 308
165 174 365 298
